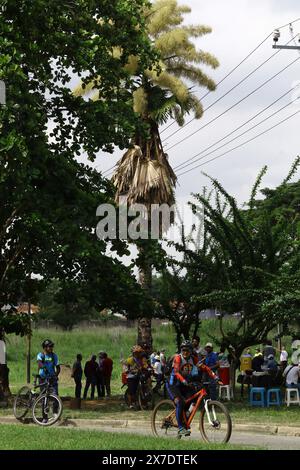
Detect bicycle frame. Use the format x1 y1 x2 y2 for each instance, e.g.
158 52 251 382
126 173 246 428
183 386 208 429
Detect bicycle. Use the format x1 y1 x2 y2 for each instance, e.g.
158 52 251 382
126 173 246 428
151 381 232 443
13 375 63 426
123 370 154 410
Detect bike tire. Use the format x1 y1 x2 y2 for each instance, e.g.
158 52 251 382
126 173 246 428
151 399 177 438
199 400 232 443
138 385 154 411
32 393 63 427
13 386 32 420
124 388 130 407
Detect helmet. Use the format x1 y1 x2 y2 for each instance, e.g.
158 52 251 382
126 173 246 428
180 340 193 351
42 339 54 348
132 345 144 354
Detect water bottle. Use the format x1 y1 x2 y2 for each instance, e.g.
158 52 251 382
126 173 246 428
186 402 195 418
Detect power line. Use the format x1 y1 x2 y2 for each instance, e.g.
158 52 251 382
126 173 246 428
162 18 300 142
177 109 300 178
175 92 299 173
159 31 273 136
164 35 297 146
164 54 300 152
163 37 284 143
174 85 298 172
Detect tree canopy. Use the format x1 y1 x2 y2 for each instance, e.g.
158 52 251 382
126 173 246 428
0 0 157 333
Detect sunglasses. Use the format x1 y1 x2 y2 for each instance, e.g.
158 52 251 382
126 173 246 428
182 349 191 353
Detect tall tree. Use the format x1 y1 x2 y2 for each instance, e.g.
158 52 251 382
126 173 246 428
0 0 155 302
192 160 300 359
81 0 218 348
0 0 157 382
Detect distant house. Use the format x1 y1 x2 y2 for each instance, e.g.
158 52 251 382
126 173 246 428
16 303 39 315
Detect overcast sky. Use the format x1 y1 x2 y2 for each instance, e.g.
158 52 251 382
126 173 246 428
83 0 300 205
77 0 300 266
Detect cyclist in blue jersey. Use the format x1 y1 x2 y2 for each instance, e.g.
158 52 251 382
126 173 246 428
37 339 60 395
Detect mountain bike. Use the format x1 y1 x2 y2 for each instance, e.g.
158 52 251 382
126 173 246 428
123 371 154 410
13 375 63 426
151 381 232 443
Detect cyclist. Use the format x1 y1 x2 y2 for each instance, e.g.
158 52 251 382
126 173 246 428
124 345 149 409
37 339 60 396
166 340 220 437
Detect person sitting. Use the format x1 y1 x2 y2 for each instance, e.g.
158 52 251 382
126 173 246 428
251 348 267 387
166 340 219 438
265 354 279 387
283 361 300 392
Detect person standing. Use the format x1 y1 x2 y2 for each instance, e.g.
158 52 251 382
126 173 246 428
160 349 167 370
37 339 60 395
153 355 163 391
71 354 83 399
204 342 219 400
192 336 206 361
125 345 148 409
279 346 288 370
97 352 105 398
83 355 98 399
239 348 252 397
0 328 9 399
150 351 157 367
102 352 113 398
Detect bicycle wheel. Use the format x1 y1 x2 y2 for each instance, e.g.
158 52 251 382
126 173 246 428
138 384 154 410
13 386 32 420
32 393 63 426
151 399 178 438
199 400 232 443
124 388 130 407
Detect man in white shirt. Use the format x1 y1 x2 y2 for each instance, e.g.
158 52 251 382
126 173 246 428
283 362 300 392
0 339 6 365
0 328 8 399
153 355 163 392
279 346 288 369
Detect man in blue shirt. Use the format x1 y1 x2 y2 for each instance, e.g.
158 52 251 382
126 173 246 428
204 342 220 400
37 339 60 395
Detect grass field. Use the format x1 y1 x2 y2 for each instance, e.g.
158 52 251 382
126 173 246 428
5 320 293 396
0 424 258 450
6 320 233 394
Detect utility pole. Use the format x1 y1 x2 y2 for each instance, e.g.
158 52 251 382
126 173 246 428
273 27 300 50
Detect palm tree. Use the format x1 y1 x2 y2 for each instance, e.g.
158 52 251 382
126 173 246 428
75 0 219 349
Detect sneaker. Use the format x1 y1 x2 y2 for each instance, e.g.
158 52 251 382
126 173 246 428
178 427 191 437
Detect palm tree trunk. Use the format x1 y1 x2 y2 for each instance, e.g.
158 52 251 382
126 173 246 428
137 244 153 352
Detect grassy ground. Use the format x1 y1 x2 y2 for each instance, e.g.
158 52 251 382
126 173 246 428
1 396 299 426
0 424 258 450
6 320 234 394
4 322 299 425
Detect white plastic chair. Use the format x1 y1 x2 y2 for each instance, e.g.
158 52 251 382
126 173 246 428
285 388 300 407
219 384 231 400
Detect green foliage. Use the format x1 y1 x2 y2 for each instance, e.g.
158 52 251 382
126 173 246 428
190 161 300 356
0 0 156 334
